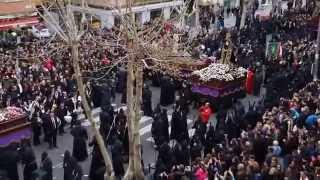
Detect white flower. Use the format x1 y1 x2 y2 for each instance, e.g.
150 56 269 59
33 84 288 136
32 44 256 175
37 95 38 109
192 63 247 82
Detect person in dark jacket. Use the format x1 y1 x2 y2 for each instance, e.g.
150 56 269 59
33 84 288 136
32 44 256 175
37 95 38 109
55 102 68 134
63 150 83 180
71 121 88 161
21 141 38 180
31 112 42 146
40 151 53 180
89 138 105 180
111 137 125 179
160 77 175 106
142 85 153 117
0 143 20 180
160 109 169 142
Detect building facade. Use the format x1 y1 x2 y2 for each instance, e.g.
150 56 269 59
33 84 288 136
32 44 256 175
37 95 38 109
0 0 32 16
70 0 183 29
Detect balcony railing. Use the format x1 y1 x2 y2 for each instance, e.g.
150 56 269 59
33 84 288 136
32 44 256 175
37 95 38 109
71 0 175 8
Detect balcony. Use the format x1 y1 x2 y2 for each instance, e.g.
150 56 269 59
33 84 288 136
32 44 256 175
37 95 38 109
72 0 174 9
0 0 35 16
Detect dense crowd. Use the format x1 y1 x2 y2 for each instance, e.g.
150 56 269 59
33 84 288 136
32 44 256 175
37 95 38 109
0 1 319 180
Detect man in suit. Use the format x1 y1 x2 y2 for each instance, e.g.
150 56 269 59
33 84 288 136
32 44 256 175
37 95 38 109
55 103 68 135
48 111 60 149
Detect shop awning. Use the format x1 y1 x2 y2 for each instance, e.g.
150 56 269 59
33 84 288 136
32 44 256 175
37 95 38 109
0 16 39 30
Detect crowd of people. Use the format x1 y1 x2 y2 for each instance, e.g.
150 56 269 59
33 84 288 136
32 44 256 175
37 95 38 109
0 0 319 180
150 1 320 180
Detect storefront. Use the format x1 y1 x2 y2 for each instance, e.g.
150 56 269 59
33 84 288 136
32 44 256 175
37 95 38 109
0 16 39 30
0 16 40 46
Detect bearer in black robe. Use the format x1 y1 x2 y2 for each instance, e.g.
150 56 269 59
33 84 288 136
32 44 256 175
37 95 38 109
56 103 68 134
99 105 113 138
89 138 105 180
151 114 164 148
170 105 181 141
160 109 169 142
160 77 175 106
204 123 215 155
63 150 83 180
142 85 153 117
91 82 102 108
31 112 42 146
116 69 127 93
111 137 125 178
158 142 174 173
21 141 38 180
71 121 88 161
190 134 203 161
177 82 191 114
172 140 190 166
40 151 53 180
171 105 189 143
0 143 20 180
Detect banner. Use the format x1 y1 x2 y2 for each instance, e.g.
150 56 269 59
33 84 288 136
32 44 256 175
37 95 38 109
267 41 282 59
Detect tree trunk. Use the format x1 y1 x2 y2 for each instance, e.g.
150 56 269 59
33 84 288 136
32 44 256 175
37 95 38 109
240 0 248 29
124 57 135 180
123 40 144 180
71 43 115 180
132 64 144 180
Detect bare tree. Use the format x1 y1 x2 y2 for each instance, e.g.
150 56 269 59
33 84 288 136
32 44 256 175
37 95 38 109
38 1 115 179
240 0 249 29
37 0 194 179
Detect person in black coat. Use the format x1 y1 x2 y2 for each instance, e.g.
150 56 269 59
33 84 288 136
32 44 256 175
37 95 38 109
190 135 202 161
111 137 125 179
55 103 68 134
157 142 173 171
204 123 215 155
0 143 20 180
99 105 114 138
89 137 105 180
152 114 164 148
172 106 189 143
173 140 190 166
91 82 102 108
21 141 37 180
160 77 175 106
142 85 153 117
47 111 60 149
160 109 169 142
40 151 53 180
71 121 88 161
170 106 181 141
63 150 83 180
31 112 42 146
41 111 50 144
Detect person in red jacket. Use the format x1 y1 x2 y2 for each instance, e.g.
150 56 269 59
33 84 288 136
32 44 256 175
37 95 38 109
198 102 213 124
246 68 255 95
